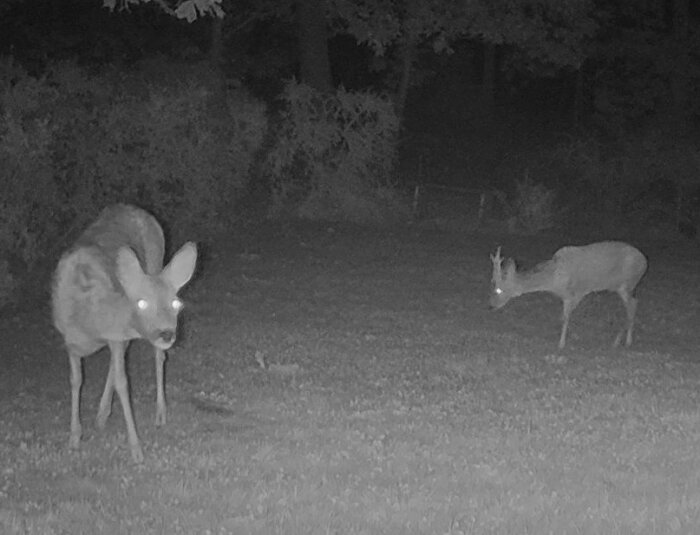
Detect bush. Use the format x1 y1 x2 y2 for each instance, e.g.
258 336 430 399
0 58 268 301
492 173 558 234
54 60 267 240
511 173 558 233
545 130 700 229
265 80 408 224
86 83 265 239
0 59 67 275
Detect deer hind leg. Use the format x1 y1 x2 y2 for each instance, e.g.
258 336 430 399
559 298 578 349
615 289 637 347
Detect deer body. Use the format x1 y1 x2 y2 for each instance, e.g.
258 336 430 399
52 204 197 462
490 242 647 349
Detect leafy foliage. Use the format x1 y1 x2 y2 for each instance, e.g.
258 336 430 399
0 59 71 276
330 0 596 67
85 79 265 237
103 0 224 22
492 171 558 234
590 1 700 130
265 79 408 223
492 129 700 237
0 59 266 297
511 173 558 233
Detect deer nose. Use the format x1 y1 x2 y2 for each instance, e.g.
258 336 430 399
159 330 175 345
489 298 502 310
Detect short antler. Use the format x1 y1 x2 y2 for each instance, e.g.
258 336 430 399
490 246 502 262
490 246 503 279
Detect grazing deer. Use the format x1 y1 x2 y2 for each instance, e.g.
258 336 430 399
490 242 647 349
52 204 197 462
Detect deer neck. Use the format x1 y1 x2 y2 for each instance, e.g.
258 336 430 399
510 260 559 296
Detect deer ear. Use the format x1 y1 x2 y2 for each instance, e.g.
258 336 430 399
162 242 197 291
116 247 146 297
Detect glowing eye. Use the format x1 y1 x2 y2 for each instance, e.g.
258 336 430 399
172 298 183 311
495 288 503 295
137 299 149 310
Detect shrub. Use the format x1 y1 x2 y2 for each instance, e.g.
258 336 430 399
0 58 268 302
512 173 558 233
265 80 408 224
56 60 267 240
492 173 558 234
86 82 266 239
0 60 67 276
514 128 700 235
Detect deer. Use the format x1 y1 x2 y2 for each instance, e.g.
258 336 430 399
52 204 197 462
490 242 648 349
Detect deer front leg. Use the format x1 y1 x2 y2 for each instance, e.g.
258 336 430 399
559 298 578 349
614 291 638 347
96 360 115 429
625 296 638 347
154 348 167 427
108 340 144 463
68 352 83 450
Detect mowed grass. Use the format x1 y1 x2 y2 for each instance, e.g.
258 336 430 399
2 223 700 534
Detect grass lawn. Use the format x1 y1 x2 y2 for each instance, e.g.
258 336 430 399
2 222 700 534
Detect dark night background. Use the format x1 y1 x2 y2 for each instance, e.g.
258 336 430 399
0 0 698 328
0 0 698 235
0 0 697 294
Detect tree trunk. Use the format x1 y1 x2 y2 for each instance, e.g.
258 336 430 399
572 66 583 127
210 16 224 68
394 40 415 125
480 41 496 121
297 0 333 92
668 0 689 128
206 15 228 116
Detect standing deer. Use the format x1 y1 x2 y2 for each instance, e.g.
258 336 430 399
52 204 197 462
490 242 647 349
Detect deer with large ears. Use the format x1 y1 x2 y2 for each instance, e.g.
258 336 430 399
490 242 647 349
52 204 198 463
